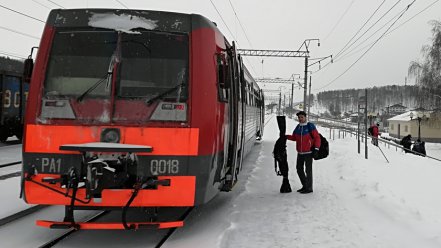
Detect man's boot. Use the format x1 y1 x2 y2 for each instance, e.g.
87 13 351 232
280 177 292 193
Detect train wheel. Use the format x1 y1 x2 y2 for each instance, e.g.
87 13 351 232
14 130 23 140
0 128 8 142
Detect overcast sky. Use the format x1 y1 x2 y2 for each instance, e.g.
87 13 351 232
1 0 440 101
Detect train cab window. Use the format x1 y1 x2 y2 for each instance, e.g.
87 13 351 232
118 31 189 100
44 30 117 98
43 29 189 102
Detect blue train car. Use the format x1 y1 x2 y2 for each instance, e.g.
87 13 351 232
0 71 29 142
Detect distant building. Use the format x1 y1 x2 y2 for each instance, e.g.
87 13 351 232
386 104 407 115
387 110 441 143
349 113 358 122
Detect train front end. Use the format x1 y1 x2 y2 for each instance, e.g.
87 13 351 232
21 9 223 230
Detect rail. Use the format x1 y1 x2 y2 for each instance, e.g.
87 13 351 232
319 121 441 163
0 205 46 227
0 161 21 168
38 210 110 248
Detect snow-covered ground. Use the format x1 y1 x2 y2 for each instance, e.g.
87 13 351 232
166 115 441 248
1 114 441 247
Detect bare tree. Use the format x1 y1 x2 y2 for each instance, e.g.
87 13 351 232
408 20 441 108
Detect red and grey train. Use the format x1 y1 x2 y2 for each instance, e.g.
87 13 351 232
21 9 264 230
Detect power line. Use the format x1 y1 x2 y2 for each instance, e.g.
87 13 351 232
0 4 45 23
334 0 403 60
0 50 27 60
208 0 258 76
115 0 129 9
31 0 51 9
323 0 355 41
0 25 40 40
336 7 406 62
334 0 440 63
227 0 253 47
319 0 439 71
209 0 237 41
387 0 440 36
46 0 64 9
334 0 386 59
317 0 416 91
317 0 404 71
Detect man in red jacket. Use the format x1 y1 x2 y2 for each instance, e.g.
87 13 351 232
286 111 321 194
370 123 379 146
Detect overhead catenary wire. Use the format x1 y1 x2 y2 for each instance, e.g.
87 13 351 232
227 0 253 47
209 0 237 41
115 0 129 9
334 0 403 60
386 0 440 37
316 0 406 73
31 0 51 10
0 50 27 60
209 0 258 76
226 0 258 76
316 0 417 91
336 7 407 62
334 0 386 59
46 0 64 9
0 25 40 40
0 4 45 23
336 0 440 64
317 0 439 72
322 0 356 41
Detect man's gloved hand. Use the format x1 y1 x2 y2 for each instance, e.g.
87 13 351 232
312 147 319 159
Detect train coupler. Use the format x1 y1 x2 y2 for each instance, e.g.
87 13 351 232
144 178 171 188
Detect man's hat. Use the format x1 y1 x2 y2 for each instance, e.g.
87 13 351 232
296 111 307 117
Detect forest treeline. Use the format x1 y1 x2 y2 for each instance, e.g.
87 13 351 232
0 56 24 73
317 20 441 117
316 85 441 116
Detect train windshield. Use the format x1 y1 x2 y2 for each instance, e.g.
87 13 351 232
44 29 188 100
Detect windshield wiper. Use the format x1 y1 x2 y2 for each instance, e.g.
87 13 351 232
76 74 109 102
77 34 122 102
76 53 119 102
146 83 185 106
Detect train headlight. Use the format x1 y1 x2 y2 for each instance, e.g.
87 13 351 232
101 128 120 143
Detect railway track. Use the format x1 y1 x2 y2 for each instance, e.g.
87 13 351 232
38 210 110 248
0 161 22 180
0 205 46 227
37 207 194 248
0 159 47 229
155 207 194 248
0 171 21 180
0 161 21 169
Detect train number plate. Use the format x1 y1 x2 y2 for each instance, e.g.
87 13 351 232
149 159 180 175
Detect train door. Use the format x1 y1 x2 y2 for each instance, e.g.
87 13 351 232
258 89 265 138
221 42 242 191
237 55 246 172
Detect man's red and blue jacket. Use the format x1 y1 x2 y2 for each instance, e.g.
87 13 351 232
286 122 321 154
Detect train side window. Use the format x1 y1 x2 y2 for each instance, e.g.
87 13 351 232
247 85 251 105
216 53 228 102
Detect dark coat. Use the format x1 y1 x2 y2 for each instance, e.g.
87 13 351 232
400 135 412 149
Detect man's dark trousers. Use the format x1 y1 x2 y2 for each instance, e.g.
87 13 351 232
297 153 313 190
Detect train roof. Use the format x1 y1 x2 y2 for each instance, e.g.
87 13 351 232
46 9 219 34
0 56 23 73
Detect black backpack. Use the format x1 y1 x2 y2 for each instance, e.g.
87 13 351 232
368 127 373 136
308 123 329 160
